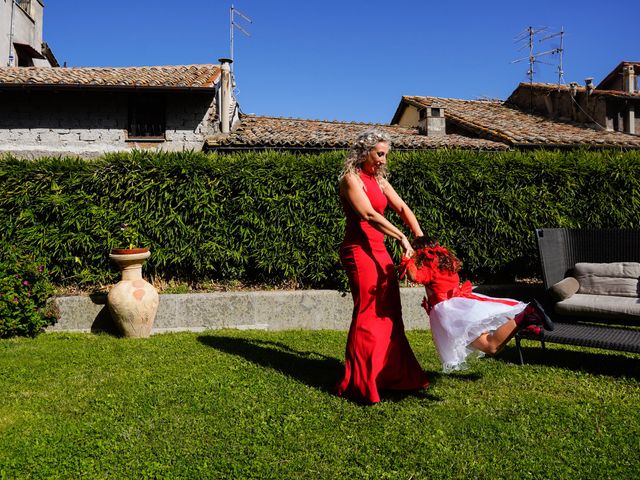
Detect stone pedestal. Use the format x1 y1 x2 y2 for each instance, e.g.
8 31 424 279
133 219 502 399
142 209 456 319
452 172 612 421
107 250 159 338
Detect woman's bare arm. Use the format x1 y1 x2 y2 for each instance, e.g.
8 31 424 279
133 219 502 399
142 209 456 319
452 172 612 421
380 179 424 238
340 173 414 257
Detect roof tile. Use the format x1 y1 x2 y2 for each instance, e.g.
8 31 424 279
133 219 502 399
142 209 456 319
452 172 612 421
0 64 220 89
206 115 507 151
403 95 640 148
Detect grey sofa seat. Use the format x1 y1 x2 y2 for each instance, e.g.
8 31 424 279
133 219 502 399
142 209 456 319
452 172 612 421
556 294 640 321
514 228 640 364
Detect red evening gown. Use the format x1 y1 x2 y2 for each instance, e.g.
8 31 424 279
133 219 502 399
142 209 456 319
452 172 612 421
336 171 429 403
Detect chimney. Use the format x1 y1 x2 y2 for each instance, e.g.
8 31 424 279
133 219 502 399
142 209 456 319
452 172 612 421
623 65 636 94
585 77 594 95
418 106 446 136
218 58 233 134
569 82 578 97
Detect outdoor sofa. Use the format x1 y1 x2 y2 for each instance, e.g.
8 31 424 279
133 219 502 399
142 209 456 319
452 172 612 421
515 228 640 363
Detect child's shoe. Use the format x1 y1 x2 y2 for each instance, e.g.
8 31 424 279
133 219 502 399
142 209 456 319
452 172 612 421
515 300 555 331
518 324 542 337
530 299 554 331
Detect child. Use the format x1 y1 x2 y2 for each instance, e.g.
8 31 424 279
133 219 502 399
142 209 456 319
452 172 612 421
400 236 553 373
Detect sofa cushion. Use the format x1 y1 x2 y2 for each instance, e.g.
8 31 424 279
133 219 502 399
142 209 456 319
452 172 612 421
550 277 580 301
573 262 640 297
555 294 640 321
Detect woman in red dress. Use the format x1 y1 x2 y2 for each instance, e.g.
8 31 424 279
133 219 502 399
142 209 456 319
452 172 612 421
336 129 429 404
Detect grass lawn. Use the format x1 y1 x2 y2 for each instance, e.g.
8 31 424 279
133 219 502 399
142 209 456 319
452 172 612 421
1 330 639 479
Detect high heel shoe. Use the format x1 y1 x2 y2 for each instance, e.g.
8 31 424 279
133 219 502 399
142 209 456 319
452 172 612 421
515 300 555 331
531 299 554 331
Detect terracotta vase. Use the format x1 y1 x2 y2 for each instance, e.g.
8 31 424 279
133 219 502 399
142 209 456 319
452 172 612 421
107 249 159 338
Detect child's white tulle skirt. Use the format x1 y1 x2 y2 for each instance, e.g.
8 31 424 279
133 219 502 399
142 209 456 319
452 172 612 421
428 294 527 373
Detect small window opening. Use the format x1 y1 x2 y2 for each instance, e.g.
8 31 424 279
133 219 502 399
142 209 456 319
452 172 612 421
127 96 166 140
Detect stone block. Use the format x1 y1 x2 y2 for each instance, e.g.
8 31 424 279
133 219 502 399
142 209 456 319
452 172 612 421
38 131 62 143
79 130 101 141
0 130 14 142
32 128 49 137
58 131 81 143
100 130 125 142
183 132 203 142
8 128 35 142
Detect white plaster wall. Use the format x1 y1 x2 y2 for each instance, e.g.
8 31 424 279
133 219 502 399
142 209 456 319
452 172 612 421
0 89 219 158
396 105 420 127
1 0 45 66
0 1 11 66
11 3 37 51
31 0 44 48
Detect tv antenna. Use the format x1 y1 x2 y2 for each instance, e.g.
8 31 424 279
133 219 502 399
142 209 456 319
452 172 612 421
230 4 252 74
512 26 564 85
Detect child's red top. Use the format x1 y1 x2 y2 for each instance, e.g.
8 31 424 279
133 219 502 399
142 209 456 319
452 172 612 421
400 246 474 312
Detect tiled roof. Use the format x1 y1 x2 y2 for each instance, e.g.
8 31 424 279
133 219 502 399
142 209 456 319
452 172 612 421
517 82 640 99
400 95 640 148
0 64 220 89
205 115 508 151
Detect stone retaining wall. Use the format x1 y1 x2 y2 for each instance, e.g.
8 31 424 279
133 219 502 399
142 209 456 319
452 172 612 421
49 285 542 334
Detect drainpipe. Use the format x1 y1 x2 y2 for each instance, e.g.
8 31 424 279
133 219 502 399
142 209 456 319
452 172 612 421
8 0 16 66
218 58 233 134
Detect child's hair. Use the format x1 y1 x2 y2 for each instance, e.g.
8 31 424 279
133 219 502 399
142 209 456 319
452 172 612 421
411 236 461 273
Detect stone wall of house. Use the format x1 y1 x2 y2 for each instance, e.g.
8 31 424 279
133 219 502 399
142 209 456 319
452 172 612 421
0 89 219 159
508 88 609 126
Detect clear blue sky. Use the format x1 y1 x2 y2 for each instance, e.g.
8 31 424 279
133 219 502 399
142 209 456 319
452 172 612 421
44 1 637 124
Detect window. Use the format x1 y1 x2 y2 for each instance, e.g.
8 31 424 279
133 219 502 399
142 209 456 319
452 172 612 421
13 43 42 66
16 55 33 67
16 0 31 17
127 96 166 140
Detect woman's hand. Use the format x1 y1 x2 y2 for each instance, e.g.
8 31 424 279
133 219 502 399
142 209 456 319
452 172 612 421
399 236 414 259
399 257 418 282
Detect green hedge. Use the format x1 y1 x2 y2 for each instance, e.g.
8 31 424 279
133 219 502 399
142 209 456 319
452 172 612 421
1 149 639 289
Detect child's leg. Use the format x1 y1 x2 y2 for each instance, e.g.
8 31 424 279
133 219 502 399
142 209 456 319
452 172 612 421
470 318 519 356
470 300 551 356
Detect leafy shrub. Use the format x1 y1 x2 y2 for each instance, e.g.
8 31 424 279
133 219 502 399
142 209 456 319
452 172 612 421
387 149 640 279
1 149 639 289
0 247 58 338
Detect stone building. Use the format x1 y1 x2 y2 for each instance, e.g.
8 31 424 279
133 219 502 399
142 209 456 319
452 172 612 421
391 62 640 150
507 62 639 136
206 62 640 153
0 60 238 158
1 0 57 67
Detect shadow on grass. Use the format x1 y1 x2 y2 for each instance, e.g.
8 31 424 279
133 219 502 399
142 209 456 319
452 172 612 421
197 335 448 403
498 344 640 379
381 370 479 403
198 335 343 394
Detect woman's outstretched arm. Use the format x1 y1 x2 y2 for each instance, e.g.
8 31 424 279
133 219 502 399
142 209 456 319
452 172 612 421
380 179 424 239
340 173 414 257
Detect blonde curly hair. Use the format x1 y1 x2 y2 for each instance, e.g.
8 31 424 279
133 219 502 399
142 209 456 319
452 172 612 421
339 128 391 181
